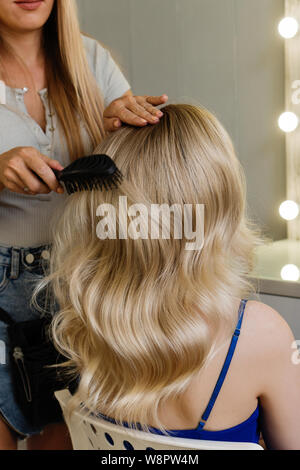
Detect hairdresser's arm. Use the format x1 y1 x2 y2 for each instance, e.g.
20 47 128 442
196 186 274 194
103 90 168 131
256 304 300 450
0 147 64 195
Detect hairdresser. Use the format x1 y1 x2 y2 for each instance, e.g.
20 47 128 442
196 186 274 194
0 0 167 450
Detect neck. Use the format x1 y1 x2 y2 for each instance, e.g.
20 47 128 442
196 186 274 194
0 27 44 67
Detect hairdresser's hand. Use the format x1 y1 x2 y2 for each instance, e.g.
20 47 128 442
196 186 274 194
104 91 168 131
0 147 64 195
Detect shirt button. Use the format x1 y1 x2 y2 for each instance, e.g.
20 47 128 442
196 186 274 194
26 254 35 264
41 250 50 261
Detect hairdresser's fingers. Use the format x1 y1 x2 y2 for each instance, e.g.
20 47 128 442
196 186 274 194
145 94 168 106
136 95 169 117
104 98 146 126
106 103 148 127
12 158 51 194
39 154 64 172
103 117 122 133
0 146 62 195
26 153 64 193
120 107 150 126
5 181 34 195
0 148 50 194
125 98 162 124
135 96 164 118
2 167 35 195
104 96 158 126
38 154 65 193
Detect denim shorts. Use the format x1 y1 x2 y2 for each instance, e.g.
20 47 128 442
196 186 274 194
0 244 60 438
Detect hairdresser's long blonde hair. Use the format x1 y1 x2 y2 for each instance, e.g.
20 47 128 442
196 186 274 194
47 104 260 431
0 0 105 160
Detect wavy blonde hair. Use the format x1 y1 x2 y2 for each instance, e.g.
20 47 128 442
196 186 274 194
0 0 105 160
46 104 260 431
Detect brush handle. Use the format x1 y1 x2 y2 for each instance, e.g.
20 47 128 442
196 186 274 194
53 169 62 180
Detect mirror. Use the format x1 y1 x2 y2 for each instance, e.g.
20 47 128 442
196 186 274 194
76 0 300 297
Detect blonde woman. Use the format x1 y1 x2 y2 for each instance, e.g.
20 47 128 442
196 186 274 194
0 0 167 450
49 104 300 450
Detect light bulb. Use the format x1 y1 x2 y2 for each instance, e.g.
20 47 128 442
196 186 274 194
278 17 299 38
279 200 300 220
278 112 299 132
281 264 300 282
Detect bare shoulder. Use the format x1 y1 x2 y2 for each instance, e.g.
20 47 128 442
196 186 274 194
241 300 296 360
244 300 294 336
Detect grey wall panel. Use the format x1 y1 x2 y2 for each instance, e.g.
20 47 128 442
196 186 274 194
175 0 237 140
76 0 131 79
128 0 181 99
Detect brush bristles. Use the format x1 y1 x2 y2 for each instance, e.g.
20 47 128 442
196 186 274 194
64 171 123 195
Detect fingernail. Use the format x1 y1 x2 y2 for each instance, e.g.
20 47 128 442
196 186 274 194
114 120 121 128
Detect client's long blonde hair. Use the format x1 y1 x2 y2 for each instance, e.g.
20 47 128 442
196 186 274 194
48 104 260 431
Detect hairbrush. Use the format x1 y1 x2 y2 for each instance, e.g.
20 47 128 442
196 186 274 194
52 154 123 195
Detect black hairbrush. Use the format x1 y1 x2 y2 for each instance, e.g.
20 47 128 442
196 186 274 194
53 154 123 195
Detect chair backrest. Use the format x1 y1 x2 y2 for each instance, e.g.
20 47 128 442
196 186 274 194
55 390 264 451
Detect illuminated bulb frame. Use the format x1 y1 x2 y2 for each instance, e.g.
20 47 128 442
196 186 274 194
278 111 299 133
279 200 300 221
278 17 299 39
280 264 300 282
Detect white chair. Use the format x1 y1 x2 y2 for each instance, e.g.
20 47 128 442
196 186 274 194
55 389 264 451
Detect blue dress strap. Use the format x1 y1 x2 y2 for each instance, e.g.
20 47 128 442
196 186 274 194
198 299 248 429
